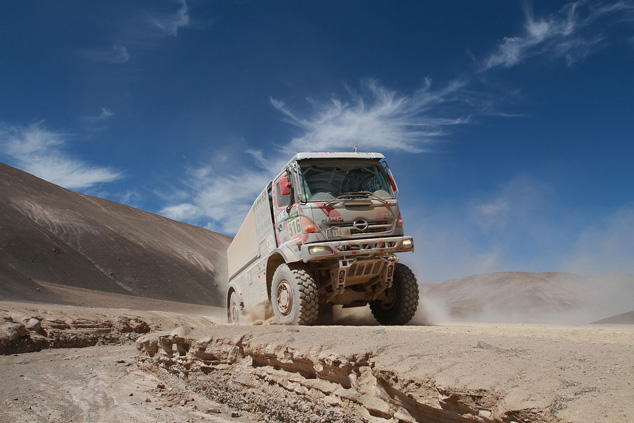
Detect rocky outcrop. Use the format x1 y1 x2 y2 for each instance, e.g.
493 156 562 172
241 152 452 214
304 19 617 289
1 314 151 355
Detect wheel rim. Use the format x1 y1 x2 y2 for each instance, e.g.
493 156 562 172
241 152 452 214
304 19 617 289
276 280 293 316
230 301 239 323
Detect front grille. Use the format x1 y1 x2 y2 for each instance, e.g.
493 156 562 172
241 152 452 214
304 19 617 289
334 220 392 235
336 241 398 252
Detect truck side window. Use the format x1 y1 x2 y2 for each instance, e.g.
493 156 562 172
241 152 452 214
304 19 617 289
276 180 291 208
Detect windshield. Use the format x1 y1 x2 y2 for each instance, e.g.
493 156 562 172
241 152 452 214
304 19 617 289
297 159 394 202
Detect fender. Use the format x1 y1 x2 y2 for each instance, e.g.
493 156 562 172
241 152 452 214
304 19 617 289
226 281 244 309
271 245 302 264
265 245 302 301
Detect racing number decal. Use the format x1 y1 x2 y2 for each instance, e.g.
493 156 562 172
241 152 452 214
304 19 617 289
287 217 302 238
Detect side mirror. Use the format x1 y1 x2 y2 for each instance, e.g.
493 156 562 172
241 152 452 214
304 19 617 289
279 176 292 196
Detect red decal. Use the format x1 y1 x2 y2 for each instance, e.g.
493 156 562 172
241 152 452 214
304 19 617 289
316 202 342 218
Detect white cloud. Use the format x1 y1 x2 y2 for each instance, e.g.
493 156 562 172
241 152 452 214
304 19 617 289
470 174 553 232
406 205 505 284
0 123 122 190
159 79 477 233
406 174 562 283
271 79 471 154
161 203 201 221
83 108 114 125
148 0 190 37
83 44 130 64
562 205 634 275
82 1 193 66
117 190 142 208
482 0 634 70
410 173 634 284
160 166 273 233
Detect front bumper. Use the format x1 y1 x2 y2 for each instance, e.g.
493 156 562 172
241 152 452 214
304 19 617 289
299 236 414 261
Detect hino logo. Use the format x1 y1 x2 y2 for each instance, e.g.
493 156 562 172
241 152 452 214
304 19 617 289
353 219 369 231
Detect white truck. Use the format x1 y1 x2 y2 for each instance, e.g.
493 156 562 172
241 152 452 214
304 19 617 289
226 152 418 325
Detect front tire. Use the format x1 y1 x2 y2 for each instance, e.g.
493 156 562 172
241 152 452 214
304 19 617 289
370 263 419 325
271 263 319 325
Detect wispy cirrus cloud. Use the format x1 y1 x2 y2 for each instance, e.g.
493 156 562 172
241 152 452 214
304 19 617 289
482 0 634 70
83 44 130 64
160 165 273 233
83 108 114 123
147 0 190 37
271 79 471 153
82 108 114 133
159 78 478 233
82 0 192 66
0 122 122 190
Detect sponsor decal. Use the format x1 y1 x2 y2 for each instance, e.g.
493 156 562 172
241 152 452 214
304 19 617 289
276 209 287 222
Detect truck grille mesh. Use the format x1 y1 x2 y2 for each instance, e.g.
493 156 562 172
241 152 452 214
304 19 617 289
335 220 392 235
336 241 397 252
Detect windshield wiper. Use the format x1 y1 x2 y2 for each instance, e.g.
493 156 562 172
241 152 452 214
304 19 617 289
325 191 388 206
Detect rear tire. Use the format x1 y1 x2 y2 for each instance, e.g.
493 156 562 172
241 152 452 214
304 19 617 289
228 291 242 324
271 263 319 325
370 263 418 325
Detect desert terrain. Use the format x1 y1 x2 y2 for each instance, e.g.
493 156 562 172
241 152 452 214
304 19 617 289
2 162 634 422
2 294 633 423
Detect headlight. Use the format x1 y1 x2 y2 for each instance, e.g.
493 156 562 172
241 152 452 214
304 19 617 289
400 239 414 249
308 245 333 256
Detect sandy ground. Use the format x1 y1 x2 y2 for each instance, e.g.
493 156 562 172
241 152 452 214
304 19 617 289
1 300 633 423
0 344 261 423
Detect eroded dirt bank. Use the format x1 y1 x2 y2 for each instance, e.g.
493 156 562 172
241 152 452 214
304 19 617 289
137 324 634 423
0 300 224 354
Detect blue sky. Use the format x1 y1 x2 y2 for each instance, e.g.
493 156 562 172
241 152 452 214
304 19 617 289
1 1 633 283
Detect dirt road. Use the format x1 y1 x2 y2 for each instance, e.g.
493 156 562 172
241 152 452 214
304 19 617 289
2 301 633 423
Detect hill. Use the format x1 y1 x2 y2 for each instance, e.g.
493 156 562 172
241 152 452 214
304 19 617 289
421 271 634 324
0 162 231 306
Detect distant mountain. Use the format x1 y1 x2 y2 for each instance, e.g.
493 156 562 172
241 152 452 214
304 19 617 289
421 272 634 324
0 162 231 306
592 310 634 325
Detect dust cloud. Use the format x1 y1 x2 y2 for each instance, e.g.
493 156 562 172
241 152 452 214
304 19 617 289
234 272 634 326
418 272 634 325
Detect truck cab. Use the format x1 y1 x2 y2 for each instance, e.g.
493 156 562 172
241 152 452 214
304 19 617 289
226 152 418 325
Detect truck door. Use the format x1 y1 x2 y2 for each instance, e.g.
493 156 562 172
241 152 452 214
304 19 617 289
272 171 300 246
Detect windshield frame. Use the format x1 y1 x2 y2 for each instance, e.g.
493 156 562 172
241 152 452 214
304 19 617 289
295 158 395 203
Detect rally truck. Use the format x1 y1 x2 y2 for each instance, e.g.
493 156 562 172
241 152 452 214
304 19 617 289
226 152 418 325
